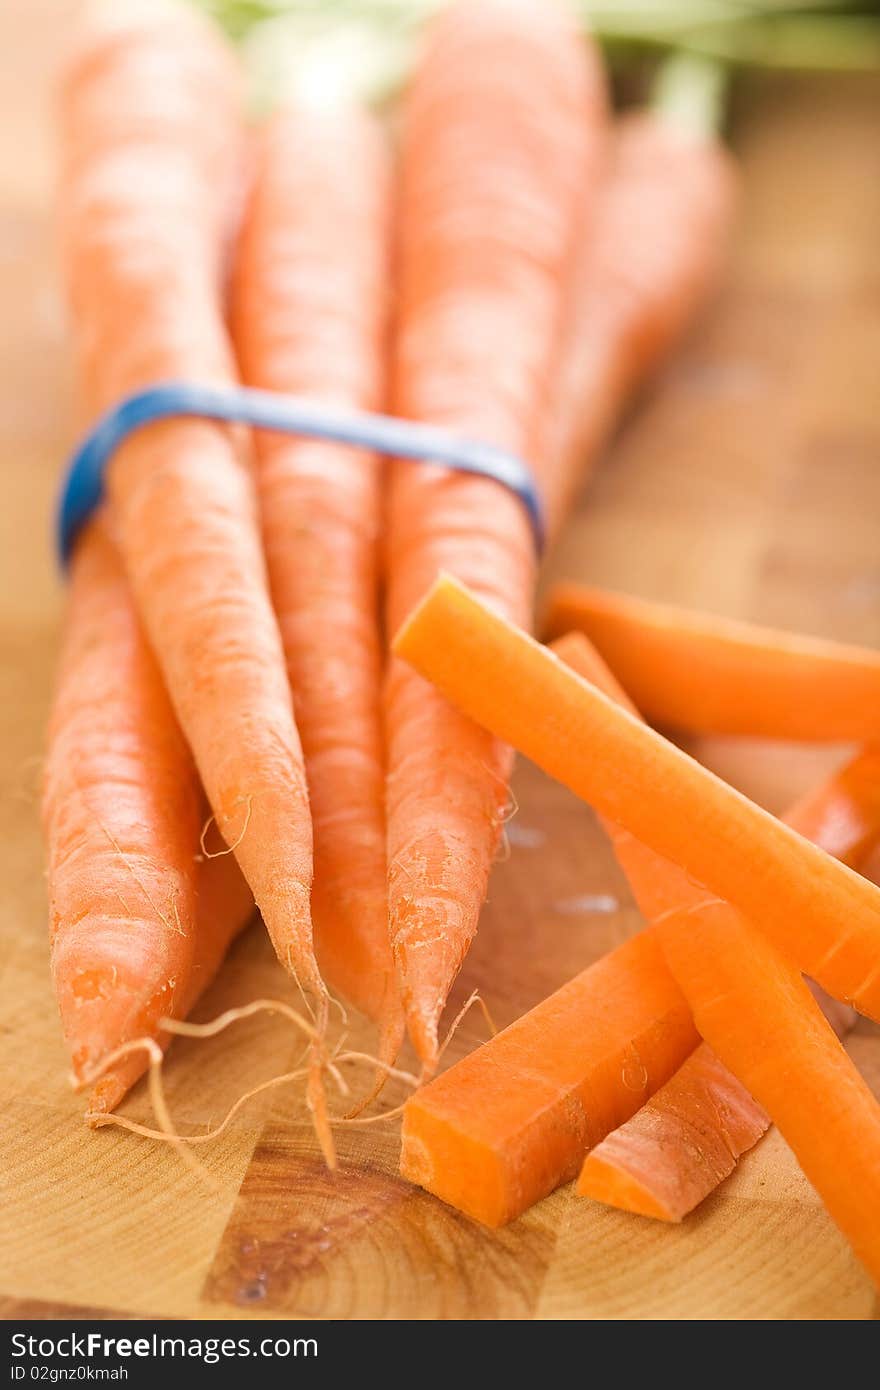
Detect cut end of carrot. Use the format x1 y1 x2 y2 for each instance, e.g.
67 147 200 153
577 1152 678 1222
400 1094 509 1228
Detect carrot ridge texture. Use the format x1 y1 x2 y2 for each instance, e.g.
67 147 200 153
231 99 400 1055
58 5 325 1012
43 522 253 1115
393 576 880 1022
545 582 880 741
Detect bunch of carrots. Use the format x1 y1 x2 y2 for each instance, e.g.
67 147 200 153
43 0 880 1294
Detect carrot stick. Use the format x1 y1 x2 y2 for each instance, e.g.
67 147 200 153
544 582 880 741
400 601 880 1273
555 629 877 1220
231 99 400 1058
400 932 697 1227
43 521 253 1115
393 575 880 1021
385 0 606 1064
662 906 880 1286
401 629 880 1227
577 1043 769 1222
523 629 880 1281
549 635 880 1279
58 7 326 1027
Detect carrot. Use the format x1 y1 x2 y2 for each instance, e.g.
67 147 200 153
58 7 327 1036
544 107 735 534
544 582 880 741
545 631 880 1279
230 99 400 1056
400 623 880 1226
556 636 874 1219
385 0 606 1064
577 1043 769 1222
87 839 255 1120
575 617 878 1273
393 575 880 1021
551 635 880 1274
43 521 253 1117
400 931 697 1227
663 907 880 1286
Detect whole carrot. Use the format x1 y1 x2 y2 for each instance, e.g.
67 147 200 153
58 7 327 1041
231 99 400 1058
544 103 736 533
44 521 253 1116
385 0 605 1065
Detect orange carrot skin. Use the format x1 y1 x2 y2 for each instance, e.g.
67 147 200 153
386 0 606 1063
544 582 880 742
88 843 254 1118
59 8 319 996
544 113 736 534
577 1043 768 1221
785 750 880 867
400 932 697 1227
44 521 225 1099
231 102 398 1039
394 578 880 1021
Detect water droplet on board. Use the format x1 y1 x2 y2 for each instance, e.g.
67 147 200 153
553 893 619 916
506 825 546 849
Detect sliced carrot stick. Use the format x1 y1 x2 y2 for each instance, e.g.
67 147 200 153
548 630 880 1281
43 521 253 1116
400 628 880 1226
662 906 880 1287
385 0 606 1065
231 99 400 1056
544 582 880 741
577 1043 768 1222
393 575 880 1021
58 7 324 1017
554 629 873 1220
400 931 697 1227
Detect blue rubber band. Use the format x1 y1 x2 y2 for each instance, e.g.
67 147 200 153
56 381 545 566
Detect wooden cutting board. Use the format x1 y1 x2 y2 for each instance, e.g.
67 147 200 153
2 2 879 1321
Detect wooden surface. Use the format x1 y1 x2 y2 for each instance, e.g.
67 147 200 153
2 2 880 1321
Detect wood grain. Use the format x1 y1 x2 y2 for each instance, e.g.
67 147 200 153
1 2 879 1319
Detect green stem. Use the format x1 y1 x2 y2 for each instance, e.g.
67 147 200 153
650 50 728 138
